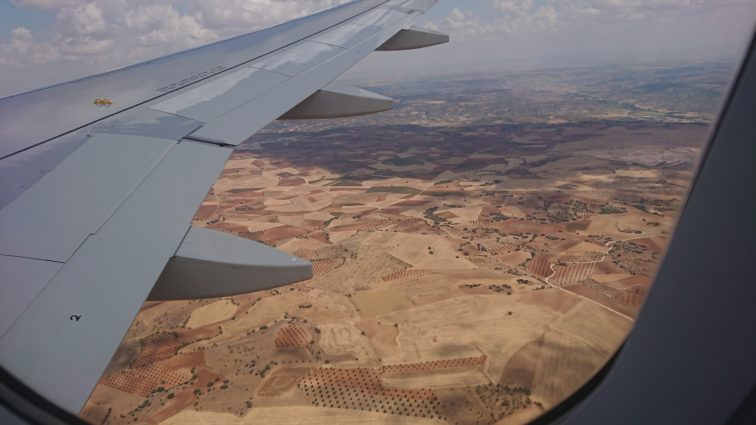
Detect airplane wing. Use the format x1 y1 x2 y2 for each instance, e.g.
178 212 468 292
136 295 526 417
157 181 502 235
0 0 447 412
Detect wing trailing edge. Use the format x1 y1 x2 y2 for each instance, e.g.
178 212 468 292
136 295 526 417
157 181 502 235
0 0 447 413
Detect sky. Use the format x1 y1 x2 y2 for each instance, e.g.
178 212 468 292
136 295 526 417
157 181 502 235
0 0 755 96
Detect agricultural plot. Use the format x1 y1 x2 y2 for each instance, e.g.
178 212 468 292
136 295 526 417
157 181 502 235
82 65 711 425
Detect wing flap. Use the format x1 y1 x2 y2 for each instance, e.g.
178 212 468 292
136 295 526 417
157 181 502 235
0 140 231 412
0 256 61 338
0 133 176 262
0 0 447 414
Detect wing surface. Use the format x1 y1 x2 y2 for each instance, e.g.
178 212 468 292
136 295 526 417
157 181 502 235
0 0 445 412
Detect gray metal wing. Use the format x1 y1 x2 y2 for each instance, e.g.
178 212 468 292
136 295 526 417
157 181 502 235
0 0 446 413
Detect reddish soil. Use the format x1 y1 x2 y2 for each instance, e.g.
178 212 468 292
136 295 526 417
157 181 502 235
550 262 598 287
252 225 310 244
132 332 183 368
381 356 486 377
393 200 431 207
99 365 192 397
194 205 218 220
519 291 580 314
278 177 307 186
527 255 553 277
275 325 313 348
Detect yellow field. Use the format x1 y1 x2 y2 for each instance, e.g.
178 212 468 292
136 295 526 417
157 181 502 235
186 300 238 329
352 288 415 317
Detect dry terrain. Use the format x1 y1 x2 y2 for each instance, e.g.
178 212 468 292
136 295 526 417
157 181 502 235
80 63 725 425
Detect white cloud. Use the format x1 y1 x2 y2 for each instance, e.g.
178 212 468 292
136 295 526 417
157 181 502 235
491 0 534 16
534 5 558 27
424 0 751 41
2 0 351 69
439 1 560 40
9 27 33 51
0 27 61 66
1 0 754 96
0 0 360 94
54 35 112 56
10 0 81 9
122 4 217 47
57 3 107 35
555 0 744 21
444 8 490 36
179 0 351 38
489 0 558 31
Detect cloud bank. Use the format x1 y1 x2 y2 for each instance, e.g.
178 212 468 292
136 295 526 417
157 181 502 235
1 0 754 96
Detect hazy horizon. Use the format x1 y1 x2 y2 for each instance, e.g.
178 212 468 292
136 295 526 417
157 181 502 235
1 0 755 97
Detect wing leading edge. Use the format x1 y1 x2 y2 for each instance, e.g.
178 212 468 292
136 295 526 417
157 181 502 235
0 0 446 413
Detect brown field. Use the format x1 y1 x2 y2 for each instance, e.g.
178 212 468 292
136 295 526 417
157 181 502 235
352 288 415 316
186 300 238 329
274 325 312 348
82 89 703 424
160 407 448 425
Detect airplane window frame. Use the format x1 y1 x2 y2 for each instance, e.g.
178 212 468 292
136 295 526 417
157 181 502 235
1 22 755 425
554 26 756 425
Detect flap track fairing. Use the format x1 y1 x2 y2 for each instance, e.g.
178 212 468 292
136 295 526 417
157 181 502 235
279 83 394 120
148 226 312 300
376 26 449 51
